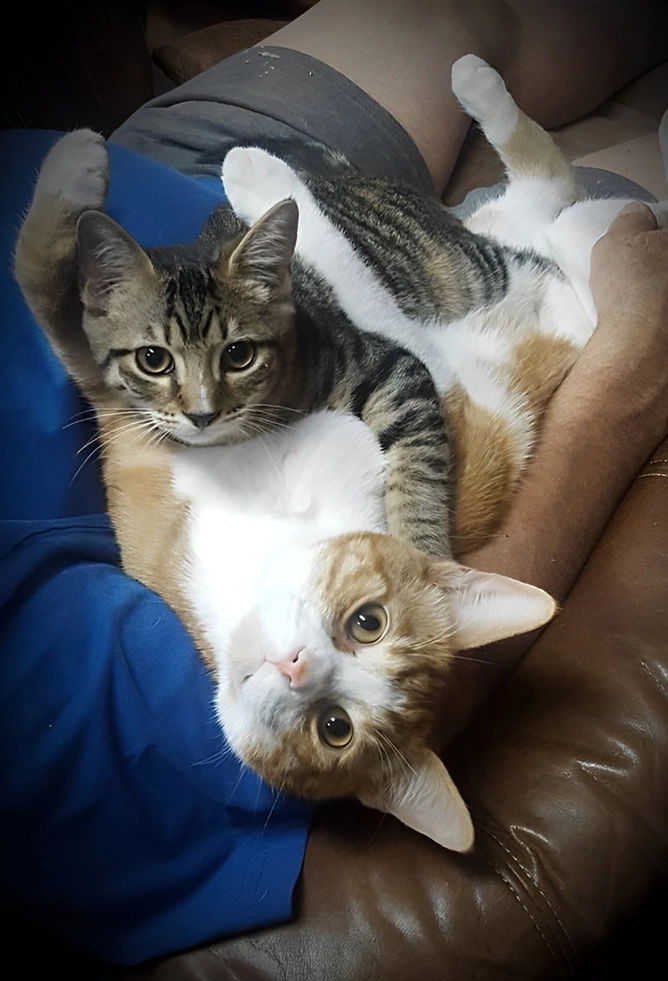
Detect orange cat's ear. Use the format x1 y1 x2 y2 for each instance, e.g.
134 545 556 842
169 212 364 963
430 563 557 650
76 211 155 314
359 749 474 852
227 198 298 291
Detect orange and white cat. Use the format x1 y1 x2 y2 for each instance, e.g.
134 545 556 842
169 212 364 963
101 404 556 854
14 56 588 854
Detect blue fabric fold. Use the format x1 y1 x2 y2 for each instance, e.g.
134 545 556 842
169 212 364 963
0 130 312 965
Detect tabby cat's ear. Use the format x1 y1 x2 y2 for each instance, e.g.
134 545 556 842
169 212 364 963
227 199 298 291
360 749 474 852
430 562 557 650
76 210 155 314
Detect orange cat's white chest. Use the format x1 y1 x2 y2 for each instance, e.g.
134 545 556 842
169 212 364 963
168 411 387 661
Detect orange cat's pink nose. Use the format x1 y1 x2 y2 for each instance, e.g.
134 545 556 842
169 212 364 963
272 649 309 687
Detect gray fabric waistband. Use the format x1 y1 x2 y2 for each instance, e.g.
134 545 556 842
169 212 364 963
110 46 435 194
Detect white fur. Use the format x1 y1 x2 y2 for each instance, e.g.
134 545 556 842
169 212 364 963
169 411 396 750
451 54 519 147
223 146 445 368
222 66 668 451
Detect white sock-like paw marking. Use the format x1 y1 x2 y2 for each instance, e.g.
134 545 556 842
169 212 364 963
223 146 297 225
35 129 109 208
451 54 518 147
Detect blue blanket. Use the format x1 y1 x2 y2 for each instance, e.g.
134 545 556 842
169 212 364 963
0 130 311 965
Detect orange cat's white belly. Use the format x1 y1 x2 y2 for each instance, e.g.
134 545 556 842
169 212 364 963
168 411 388 665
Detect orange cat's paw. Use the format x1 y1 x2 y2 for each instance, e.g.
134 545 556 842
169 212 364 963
451 54 518 146
34 129 109 210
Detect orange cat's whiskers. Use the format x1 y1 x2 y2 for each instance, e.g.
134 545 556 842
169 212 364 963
224 767 249 808
185 743 235 770
409 623 459 652
452 651 505 668
376 730 416 780
261 784 287 834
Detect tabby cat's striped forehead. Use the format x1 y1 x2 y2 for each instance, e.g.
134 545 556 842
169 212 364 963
160 265 222 346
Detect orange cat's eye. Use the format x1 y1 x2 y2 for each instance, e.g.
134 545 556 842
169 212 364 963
317 705 353 749
222 340 256 371
346 603 388 644
135 346 174 375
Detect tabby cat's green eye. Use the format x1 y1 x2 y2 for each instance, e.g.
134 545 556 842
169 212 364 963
135 346 174 375
317 705 353 749
346 603 388 644
222 340 256 371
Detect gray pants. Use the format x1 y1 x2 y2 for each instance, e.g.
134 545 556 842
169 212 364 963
111 45 654 206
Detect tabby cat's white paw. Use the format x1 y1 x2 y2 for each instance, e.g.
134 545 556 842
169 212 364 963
35 129 109 209
451 54 518 146
223 146 297 226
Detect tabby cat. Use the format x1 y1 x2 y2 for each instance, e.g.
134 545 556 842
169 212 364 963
14 122 558 853
14 134 451 557
223 54 668 552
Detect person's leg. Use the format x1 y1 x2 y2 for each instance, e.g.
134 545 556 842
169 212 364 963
264 0 668 193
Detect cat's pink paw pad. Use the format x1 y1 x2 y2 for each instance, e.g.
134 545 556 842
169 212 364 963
36 129 109 208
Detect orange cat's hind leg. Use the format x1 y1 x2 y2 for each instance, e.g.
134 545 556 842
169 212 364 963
445 333 577 556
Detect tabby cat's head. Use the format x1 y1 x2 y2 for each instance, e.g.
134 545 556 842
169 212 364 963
217 531 556 851
76 200 300 445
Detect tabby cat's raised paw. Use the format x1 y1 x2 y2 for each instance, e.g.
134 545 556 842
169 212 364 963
451 54 519 147
223 146 297 226
34 129 109 210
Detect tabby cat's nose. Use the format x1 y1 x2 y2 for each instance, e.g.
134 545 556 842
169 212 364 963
185 411 218 430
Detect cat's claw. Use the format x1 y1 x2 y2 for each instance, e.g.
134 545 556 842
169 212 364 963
451 54 518 146
34 129 109 209
223 146 297 225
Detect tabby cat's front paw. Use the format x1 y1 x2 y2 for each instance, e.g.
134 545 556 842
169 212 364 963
34 129 109 209
223 146 297 226
451 54 518 146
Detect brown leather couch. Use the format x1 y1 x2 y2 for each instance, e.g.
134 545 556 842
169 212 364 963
6 8 668 979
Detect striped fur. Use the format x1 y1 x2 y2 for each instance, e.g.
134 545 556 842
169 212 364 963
14 135 451 556
223 55 668 553
13 121 565 850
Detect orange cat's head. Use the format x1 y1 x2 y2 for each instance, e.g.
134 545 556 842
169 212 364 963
216 531 556 851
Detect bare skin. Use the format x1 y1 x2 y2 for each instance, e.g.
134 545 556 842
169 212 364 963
266 0 668 193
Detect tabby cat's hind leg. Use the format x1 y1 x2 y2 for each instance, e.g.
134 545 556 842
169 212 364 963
452 55 577 214
14 130 109 395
